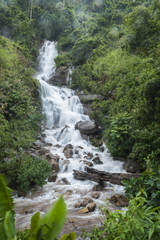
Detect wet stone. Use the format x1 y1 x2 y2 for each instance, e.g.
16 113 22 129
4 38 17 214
75 202 82 208
78 207 89 214
82 198 93 207
92 156 103 165
91 192 100 199
110 194 129 207
87 203 96 212
61 177 70 185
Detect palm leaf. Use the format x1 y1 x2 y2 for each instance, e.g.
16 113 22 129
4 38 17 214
0 175 14 223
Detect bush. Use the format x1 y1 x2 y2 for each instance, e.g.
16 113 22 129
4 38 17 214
17 156 51 193
83 195 160 240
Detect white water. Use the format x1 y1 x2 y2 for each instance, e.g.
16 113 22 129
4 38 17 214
15 41 125 235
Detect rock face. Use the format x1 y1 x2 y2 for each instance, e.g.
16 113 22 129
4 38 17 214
48 172 57 182
109 194 129 207
48 66 68 86
63 144 73 158
75 120 100 135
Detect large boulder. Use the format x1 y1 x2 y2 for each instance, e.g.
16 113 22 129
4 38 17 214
126 159 140 173
75 120 100 135
48 66 68 86
63 144 73 158
50 159 60 172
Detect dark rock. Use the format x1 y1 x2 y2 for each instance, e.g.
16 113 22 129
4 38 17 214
50 159 60 172
48 66 68 86
81 160 93 167
61 177 70 185
92 184 104 191
92 156 103 165
126 159 140 173
48 172 57 182
87 203 96 212
81 198 93 207
75 202 82 208
91 192 100 199
53 144 61 148
75 120 100 135
110 194 129 207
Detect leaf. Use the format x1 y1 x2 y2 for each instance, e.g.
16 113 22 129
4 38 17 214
30 212 41 240
148 227 154 240
60 232 76 240
4 211 17 240
40 196 67 240
0 175 14 224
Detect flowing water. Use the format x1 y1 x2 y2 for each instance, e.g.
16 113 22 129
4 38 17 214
15 41 125 236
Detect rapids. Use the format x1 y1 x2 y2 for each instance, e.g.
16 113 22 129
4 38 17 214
15 40 125 236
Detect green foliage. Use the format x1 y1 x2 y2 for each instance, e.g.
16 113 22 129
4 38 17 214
30 196 67 240
60 232 76 240
122 171 160 208
103 112 133 157
84 195 160 240
17 156 51 194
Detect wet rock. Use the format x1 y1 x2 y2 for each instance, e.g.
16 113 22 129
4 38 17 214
82 198 93 207
45 153 60 162
54 144 61 148
25 210 33 214
78 94 104 104
92 156 103 165
61 177 70 185
75 120 100 135
48 66 68 86
81 134 88 141
62 160 70 165
48 172 57 182
75 202 82 208
34 140 44 148
109 194 129 207
126 159 140 173
50 159 60 172
84 152 93 160
82 160 93 167
78 207 89 214
91 192 100 199
92 184 104 191
63 144 73 158
87 203 96 212
75 149 79 154
39 148 50 155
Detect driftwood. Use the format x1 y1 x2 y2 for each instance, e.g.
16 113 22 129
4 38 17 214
73 167 141 186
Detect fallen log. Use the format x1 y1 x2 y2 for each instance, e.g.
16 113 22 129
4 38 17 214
73 167 141 186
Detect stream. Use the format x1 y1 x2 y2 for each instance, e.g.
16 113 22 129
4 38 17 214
15 41 125 237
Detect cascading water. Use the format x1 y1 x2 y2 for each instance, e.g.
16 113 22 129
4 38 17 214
15 41 125 236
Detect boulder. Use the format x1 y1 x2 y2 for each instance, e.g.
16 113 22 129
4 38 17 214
82 160 93 167
92 156 103 165
50 159 60 172
126 159 140 173
61 177 70 185
48 66 68 86
48 172 57 182
87 203 96 212
78 207 89 214
81 198 93 207
109 194 129 207
91 192 100 199
75 202 82 208
63 144 73 158
75 120 100 135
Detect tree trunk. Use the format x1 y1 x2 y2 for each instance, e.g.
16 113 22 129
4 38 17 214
73 167 141 185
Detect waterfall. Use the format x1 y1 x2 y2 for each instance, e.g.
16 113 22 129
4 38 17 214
15 41 125 233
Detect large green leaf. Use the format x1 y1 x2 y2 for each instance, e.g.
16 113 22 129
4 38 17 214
30 211 41 240
4 211 17 240
0 175 14 224
40 196 67 240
